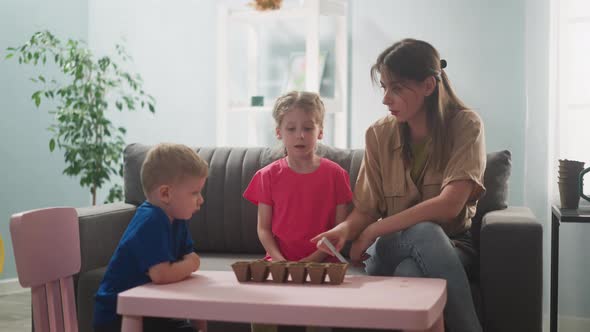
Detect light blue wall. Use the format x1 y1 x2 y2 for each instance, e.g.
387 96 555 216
0 0 89 280
87 0 218 147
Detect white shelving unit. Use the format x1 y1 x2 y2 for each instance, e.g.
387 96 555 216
216 0 348 148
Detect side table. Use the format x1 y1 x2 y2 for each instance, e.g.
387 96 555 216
550 205 590 332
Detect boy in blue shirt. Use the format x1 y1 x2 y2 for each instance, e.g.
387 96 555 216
94 143 208 332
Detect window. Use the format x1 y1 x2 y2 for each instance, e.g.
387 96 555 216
556 0 590 163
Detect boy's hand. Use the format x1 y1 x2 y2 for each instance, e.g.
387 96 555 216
184 252 201 272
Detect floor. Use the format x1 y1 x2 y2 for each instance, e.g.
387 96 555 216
0 291 31 332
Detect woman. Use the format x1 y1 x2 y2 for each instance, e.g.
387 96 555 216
312 38 485 332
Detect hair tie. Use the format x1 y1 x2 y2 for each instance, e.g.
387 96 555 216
440 59 447 69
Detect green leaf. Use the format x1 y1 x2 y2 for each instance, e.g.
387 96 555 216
5 53 13 60
49 139 55 152
31 91 41 107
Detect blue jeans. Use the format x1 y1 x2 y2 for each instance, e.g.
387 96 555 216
364 221 482 332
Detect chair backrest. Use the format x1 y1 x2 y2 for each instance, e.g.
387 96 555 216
10 207 80 332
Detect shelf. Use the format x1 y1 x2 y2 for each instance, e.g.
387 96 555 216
228 1 346 23
217 0 348 148
227 98 341 114
228 106 273 113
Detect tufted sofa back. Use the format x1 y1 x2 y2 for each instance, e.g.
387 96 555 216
123 144 365 254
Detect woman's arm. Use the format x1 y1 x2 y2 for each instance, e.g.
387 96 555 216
311 206 377 253
300 204 350 262
372 179 473 235
350 179 474 260
257 203 286 261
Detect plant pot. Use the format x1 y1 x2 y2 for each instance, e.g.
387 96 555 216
288 262 308 284
327 263 349 285
558 168 583 176
559 159 585 168
306 263 328 284
558 164 584 173
250 260 270 282
557 177 579 183
558 170 581 178
559 181 580 209
269 261 289 283
231 261 252 282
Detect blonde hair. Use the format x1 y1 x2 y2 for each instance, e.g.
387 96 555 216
272 91 325 128
140 143 208 196
370 38 468 171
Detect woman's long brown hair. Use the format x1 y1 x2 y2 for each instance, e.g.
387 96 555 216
370 39 468 171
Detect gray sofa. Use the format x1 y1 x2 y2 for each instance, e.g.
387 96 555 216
73 143 542 332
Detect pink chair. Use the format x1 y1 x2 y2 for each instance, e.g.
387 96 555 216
10 207 80 332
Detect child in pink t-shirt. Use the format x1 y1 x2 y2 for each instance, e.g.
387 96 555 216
243 91 353 263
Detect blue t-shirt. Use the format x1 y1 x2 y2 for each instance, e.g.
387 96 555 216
93 201 194 326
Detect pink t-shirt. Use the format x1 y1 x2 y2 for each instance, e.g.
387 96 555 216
243 157 353 261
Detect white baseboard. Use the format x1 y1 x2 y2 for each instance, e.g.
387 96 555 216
0 278 27 296
544 314 590 332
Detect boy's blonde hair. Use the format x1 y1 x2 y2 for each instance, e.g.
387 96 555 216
140 143 208 196
272 91 325 128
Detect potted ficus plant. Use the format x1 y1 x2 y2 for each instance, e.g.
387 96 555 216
5 30 155 205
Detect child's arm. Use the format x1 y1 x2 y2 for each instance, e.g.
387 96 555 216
257 203 286 261
300 204 348 262
334 203 348 225
147 252 200 284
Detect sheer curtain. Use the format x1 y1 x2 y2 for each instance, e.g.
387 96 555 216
548 0 590 324
552 0 590 204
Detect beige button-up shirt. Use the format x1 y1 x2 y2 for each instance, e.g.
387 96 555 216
353 109 486 236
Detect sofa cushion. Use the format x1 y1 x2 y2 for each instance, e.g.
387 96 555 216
476 150 512 220
471 150 512 256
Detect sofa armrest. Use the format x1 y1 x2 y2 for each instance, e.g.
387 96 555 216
479 206 543 332
76 202 136 273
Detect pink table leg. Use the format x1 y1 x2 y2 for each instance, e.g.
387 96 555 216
405 314 444 332
191 319 208 332
428 315 444 332
121 315 142 332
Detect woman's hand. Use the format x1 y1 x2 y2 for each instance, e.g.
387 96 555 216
310 222 350 254
349 227 376 264
299 249 328 263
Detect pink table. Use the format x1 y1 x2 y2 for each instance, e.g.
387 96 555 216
117 270 446 332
